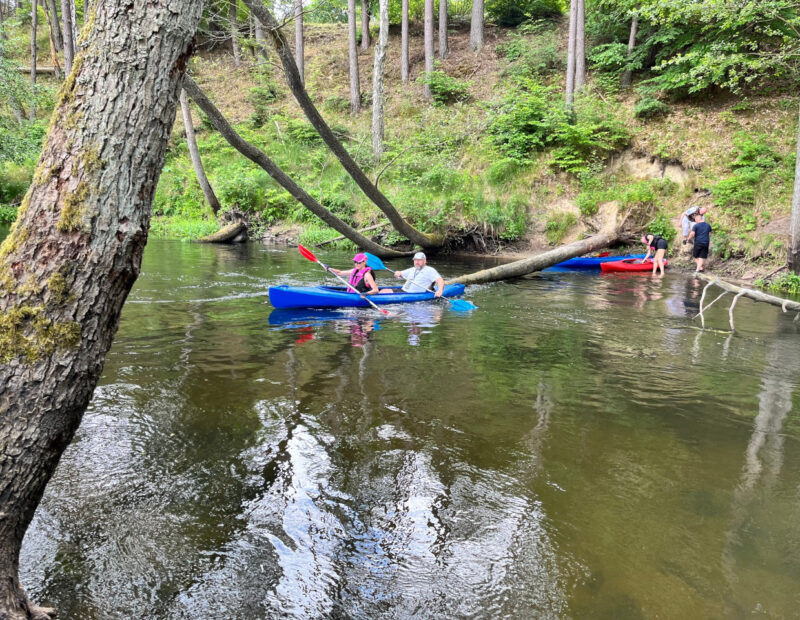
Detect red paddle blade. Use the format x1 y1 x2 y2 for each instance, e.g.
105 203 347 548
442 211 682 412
597 251 610 257
298 244 317 262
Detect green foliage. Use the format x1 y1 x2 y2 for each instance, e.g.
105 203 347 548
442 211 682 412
646 211 675 243
323 95 350 113
486 0 564 26
487 157 521 185
0 161 34 204
0 119 46 165
768 273 800 295
285 118 323 145
498 26 563 78
634 97 670 119
0 205 18 223
149 216 219 239
417 69 471 105
545 211 577 244
248 85 279 128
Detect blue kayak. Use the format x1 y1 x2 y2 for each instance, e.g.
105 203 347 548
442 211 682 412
544 254 646 271
268 284 467 309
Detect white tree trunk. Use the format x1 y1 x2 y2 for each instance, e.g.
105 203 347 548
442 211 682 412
69 0 76 44
790 102 800 273
180 89 222 215
29 0 37 121
575 0 585 89
361 0 370 50
621 14 638 88
438 0 448 59
60 0 74 70
255 18 267 64
372 0 388 159
565 0 577 108
423 0 433 99
400 0 409 81
469 0 483 51
348 0 361 112
230 0 241 67
295 0 304 83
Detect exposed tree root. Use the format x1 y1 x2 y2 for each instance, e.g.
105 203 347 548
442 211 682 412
195 221 247 244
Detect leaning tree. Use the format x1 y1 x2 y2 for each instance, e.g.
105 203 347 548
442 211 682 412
0 0 205 616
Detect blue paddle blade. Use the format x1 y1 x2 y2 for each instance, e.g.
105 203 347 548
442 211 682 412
448 299 478 311
365 252 389 271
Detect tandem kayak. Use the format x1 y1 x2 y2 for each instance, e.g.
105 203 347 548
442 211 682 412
600 258 669 273
268 284 467 309
544 254 646 271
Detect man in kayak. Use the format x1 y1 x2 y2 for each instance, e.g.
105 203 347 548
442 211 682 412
326 253 380 294
641 233 668 276
382 252 444 297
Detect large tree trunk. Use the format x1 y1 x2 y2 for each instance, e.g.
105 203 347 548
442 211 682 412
790 102 800 273
469 0 483 51
179 89 222 216
575 0 585 89
347 0 361 112
295 0 304 84
449 233 619 285
0 0 203 617
565 0 577 108
438 0 448 59
400 0 409 81
423 0 433 99
620 14 638 88
60 0 74 71
230 0 241 67
360 0 370 50
183 77 407 258
371 0 388 159
29 0 37 121
241 0 443 248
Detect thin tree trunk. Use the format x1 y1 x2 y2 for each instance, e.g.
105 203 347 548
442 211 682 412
295 0 304 84
183 77 406 257
469 0 483 51
620 14 638 88
47 24 62 79
255 18 267 63
361 0 370 50
565 0 577 108
230 0 241 67
400 0 409 81
575 0 585 89
0 0 203 616
372 0 388 159
438 0 448 59
240 0 443 247
44 0 62 52
180 89 222 215
29 0 37 121
61 0 74 71
423 0 433 99
69 0 76 46
348 0 361 112
790 102 800 273
449 232 620 285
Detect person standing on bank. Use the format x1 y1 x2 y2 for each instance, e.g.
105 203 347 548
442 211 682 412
384 252 444 297
680 205 707 245
687 213 712 272
327 253 380 294
641 232 668 276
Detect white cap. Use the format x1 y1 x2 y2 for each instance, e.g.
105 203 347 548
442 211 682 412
413 252 426 260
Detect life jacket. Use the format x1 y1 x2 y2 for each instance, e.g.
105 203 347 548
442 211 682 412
647 234 665 250
348 267 373 293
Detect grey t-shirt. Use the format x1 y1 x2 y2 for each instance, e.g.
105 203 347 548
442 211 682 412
400 265 442 293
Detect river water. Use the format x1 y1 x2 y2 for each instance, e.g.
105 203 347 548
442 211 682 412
8 236 800 618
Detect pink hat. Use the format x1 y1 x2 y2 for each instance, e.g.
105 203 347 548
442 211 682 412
353 253 367 262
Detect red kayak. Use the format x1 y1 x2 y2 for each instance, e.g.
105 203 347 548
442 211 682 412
600 258 668 273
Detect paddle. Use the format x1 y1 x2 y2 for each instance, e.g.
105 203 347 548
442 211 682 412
365 252 478 311
297 244 394 316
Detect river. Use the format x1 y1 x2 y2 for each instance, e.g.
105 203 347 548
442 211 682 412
6 235 800 617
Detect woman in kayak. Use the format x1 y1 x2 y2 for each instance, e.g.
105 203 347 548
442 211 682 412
326 253 380 294
641 233 668 276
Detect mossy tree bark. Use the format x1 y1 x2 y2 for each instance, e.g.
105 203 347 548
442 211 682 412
240 0 444 249
0 0 204 616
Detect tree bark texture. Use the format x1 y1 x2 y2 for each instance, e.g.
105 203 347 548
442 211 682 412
347 0 361 112
400 0 409 81
448 233 619 285
29 0 37 121
575 0 585 89
360 0 370 50
0 0 203 617
60 0 73 71
69 0 76 49
183 77 407 258
179 89 222 216
438 0 448 59
621 14 638 88
565 0 577 108
790 102 800 273
371 0 388 159
240 0 443 248
230 0 241 67
423 0 433 99
469 0 483 51
295 0 304 84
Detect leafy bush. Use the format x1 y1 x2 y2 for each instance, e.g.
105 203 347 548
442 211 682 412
486 0 563 26
498 28 562 78
634 97 670 119
417 70 471 105
768 273 800 295
0 205 18 223
487 157 521 185
285 119 323 145
0 162 34 204
248 85 279 128
646 211 676 244
323 95 349 113
545 212 577 244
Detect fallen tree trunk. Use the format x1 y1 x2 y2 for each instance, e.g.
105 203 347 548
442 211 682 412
696 274 800 314
195 221 246 244
16 65 57 74
448 232 619 285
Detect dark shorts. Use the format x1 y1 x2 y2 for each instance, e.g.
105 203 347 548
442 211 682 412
654 239 668 251
693 243 709 259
